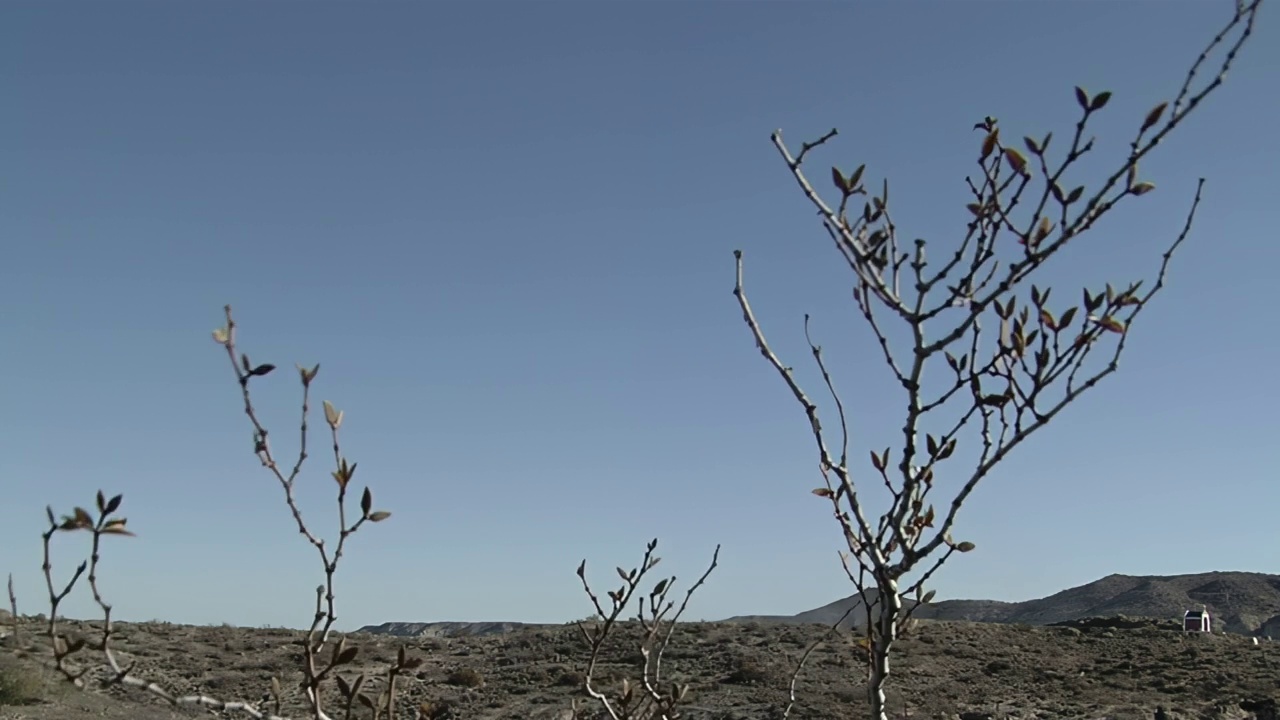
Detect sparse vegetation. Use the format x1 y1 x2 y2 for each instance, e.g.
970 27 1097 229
444 668 483 689
0 655 47 706
0 3 1267 720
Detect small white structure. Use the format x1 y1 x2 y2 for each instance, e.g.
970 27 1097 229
1183 606 1211 633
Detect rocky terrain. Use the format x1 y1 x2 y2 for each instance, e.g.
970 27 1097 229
5 571 1280 719
3 613 1280 720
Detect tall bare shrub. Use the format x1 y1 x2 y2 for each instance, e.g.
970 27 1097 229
733 3 1262 719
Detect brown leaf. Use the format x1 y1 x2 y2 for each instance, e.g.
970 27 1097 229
1003 148 1029 175
1059 307 1078 330
73 507 93 527
1141 101 1169 132
849 163 866 190
1131 181 1157 196
812 487 834 498
1035 215 1054 242
981 129 999 160
870 449 886 472
1095 316 1127 334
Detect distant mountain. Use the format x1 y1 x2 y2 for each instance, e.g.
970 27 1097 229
355 620 545 638
354 572 1280 639
721 571 1280 636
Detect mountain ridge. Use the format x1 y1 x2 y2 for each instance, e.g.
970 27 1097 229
356 570 1280 638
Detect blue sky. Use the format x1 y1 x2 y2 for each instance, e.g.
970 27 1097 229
2 1 1275 632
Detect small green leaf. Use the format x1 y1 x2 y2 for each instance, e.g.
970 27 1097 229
1131 181 1157 196
1066 186 1085 204
368 511 391 522
1074 86 1090 111
212 328 228 344
831 167 848 193
361 487 373 516
956 541 977 553
1089 91 1112 111
812 487 834 498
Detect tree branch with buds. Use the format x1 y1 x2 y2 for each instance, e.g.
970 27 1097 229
734 3 1260 719
571 540 720 720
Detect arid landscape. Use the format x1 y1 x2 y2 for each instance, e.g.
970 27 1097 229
4 572 1280 720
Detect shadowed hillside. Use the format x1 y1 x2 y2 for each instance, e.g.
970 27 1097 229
720 571 1280 636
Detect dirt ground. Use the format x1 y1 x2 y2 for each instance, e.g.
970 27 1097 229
2 615 1278 720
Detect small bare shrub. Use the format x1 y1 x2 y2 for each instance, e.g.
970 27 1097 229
571 539 719 720
0 656 46 706
444 667 484 688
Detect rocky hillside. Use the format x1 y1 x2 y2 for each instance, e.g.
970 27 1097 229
354 571 1280 640
722 571 1280 636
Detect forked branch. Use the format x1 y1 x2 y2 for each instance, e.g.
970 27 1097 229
573 540 720 720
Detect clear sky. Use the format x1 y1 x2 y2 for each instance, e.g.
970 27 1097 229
2 1 1276 632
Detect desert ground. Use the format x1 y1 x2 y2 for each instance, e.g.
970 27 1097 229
2 614 1279 720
